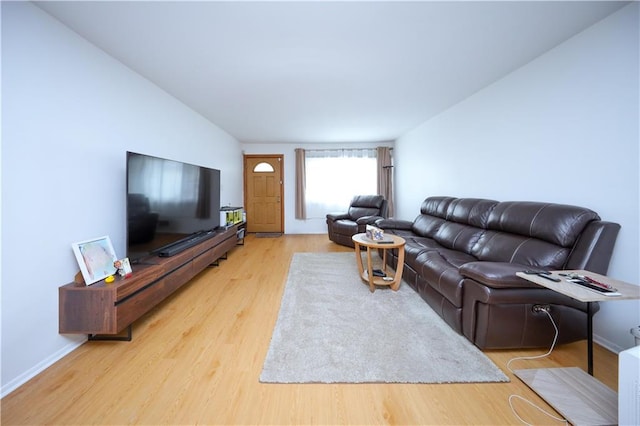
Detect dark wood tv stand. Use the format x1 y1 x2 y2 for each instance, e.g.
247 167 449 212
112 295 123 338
59 224 242 340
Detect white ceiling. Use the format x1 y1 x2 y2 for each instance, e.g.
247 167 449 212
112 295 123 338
35 1 628 144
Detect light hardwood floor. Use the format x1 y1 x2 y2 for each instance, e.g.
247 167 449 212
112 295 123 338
2 234 618 425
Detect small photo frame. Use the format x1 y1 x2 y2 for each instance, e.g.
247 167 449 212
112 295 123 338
72 236 118 285
114 257 133 278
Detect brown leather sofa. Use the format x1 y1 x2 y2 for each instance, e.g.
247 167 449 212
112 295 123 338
376 196 620 349
326 195 388 248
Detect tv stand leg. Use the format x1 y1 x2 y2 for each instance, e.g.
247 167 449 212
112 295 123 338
88 325 132 342
208 252 229 268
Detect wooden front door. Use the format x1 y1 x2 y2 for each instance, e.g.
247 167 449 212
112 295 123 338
243 155 284 233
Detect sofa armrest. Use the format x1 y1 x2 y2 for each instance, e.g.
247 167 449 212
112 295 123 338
356 215 383 225
376 218 414 230
326 212 350 221
459 261 542 289
565 220 620 274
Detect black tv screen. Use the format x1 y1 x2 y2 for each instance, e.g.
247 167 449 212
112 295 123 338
126 151 221 262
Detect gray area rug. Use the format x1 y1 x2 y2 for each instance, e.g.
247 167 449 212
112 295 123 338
260 252 509 384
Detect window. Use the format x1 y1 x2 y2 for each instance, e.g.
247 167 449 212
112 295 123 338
253 162 274 172
304 149 377 218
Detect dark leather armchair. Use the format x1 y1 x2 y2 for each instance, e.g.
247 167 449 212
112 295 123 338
326 195 388 248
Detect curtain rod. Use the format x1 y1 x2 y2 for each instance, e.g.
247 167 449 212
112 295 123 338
305 146 391 152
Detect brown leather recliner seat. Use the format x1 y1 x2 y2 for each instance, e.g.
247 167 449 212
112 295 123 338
326 195 388 248
377 196 620 349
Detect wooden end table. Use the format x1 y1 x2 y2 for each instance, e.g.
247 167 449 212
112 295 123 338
352 233 405 293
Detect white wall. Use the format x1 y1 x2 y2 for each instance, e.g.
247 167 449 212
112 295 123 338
242 142 393 234
394 4 639 352
1 2 243 396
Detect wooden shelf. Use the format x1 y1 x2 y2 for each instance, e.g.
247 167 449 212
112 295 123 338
59 224 241 337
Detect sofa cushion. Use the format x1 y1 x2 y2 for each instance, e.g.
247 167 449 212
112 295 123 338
433 222 485 255
445 198 498 227
459 261 542 289
347 195 386 220
416 248 477 307
348 206 384 221
403 237 445 271
326 212 349 221
411 214 447 238
376 218 413 231
427 198 498 254
487 202 599 247
331 219 359 235
420 196 456 217
471 230 570 268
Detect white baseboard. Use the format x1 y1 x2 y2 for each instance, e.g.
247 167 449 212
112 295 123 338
593 333 624 354
1 337 85 398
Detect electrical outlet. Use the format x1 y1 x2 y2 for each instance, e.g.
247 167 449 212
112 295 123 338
532 304 551 314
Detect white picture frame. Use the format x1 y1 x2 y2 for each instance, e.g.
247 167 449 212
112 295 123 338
71 235 118 285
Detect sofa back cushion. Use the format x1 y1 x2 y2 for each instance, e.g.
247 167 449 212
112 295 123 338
429 198 497 254
347 195 385 220
409 197 601 268
472 232 571 268
472 201 600 268
432 222 485 254
486 202 600 246
411 197 499 254
446 198 498 228
420 196 456 217
410 196 455 237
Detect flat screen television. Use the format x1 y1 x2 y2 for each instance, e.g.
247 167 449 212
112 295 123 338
126 151 221 263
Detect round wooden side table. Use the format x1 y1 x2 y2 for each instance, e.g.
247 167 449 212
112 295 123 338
351 233 406 293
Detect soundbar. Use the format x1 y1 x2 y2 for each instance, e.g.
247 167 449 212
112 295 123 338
157 231 215 257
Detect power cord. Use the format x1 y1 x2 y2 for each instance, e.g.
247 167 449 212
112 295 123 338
508 395 567 426
506 307 568 425
506 307 558 373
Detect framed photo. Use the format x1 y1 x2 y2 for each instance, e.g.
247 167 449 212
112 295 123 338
115 257 133 278
72 236 118 285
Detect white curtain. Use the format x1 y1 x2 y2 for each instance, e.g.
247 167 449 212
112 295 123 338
304 148 377 218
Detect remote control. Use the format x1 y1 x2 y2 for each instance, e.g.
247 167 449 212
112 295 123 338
522 270 560 282
523 270 550 275
568 278 621 295
538 274 561 282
